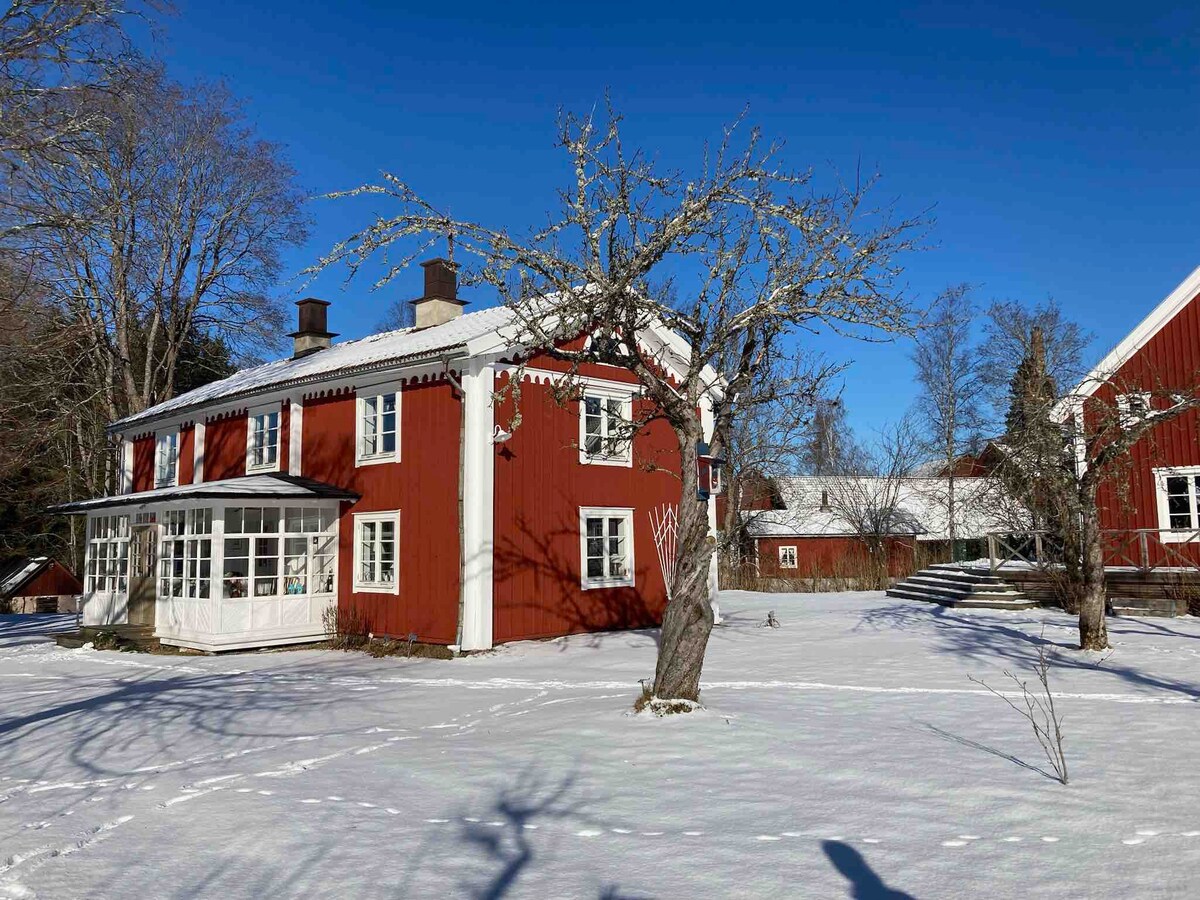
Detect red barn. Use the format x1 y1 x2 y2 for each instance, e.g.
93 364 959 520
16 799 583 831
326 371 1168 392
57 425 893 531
1064 264 1200 568
0 557 82 614
52 260 719 652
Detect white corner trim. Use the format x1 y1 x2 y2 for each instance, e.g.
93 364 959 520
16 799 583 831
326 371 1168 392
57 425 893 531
578 506 636 590
288 401 303 476
120 438 133 494
1068 263 1200 402
193 421 206 484
460 358 496 650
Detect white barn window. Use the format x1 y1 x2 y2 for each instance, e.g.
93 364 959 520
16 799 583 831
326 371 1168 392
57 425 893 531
579 389 632 466
1154 467 1200 541
353 511 399 593
579 507 634 589
357 390 400 465
779 545 798 569
155 431 179 488
247 408 280 472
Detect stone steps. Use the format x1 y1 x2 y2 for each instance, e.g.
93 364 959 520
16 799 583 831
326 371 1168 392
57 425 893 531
1110 596 1184 619
887 565 1036 610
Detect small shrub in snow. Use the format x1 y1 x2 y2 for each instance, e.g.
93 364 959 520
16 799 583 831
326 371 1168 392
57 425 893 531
323 603 370 650
760 610 780 628
969 632 1069 785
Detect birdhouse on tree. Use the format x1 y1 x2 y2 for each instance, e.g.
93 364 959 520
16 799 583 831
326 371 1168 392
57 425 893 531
696 442 726 501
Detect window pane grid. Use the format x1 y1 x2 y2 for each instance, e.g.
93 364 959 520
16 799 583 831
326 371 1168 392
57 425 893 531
582 511 633 586
360 393 398 460
223 506 337 599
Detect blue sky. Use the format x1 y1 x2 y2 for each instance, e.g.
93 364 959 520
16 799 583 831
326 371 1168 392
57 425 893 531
146 1 1200 437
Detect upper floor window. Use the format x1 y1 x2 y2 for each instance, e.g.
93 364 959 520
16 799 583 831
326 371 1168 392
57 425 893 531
1117 392 1152 429
579 507 634 589
247 408 280 472
357 390 400 465
579 388 632 466
1155 467 1200 542
155 431 179 488
353 510 399 593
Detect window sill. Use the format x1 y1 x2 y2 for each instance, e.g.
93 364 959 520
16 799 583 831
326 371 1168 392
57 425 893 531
355 453 400 468
1159 530 1200 544
578 454 632 468
581 578 635 591
246 463 280 474
352 582 399 595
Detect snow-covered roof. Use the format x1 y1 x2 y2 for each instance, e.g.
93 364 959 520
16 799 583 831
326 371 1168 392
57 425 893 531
113 305 516 431
1061 262 1200 407
0 557 50 596
744 476 1016 541
49 474 360 514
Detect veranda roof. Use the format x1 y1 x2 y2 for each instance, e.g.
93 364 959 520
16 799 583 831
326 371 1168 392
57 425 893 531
48 474 360 514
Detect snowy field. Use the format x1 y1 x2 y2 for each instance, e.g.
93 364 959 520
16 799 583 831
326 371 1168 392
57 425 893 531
1 593 1199 900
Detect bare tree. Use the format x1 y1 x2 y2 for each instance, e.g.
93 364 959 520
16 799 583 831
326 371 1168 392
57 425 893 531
799 396 856 475
824 416 923 589
978 298 1092 429
911 285 984 558
313 106 923 701
0 1 157 239
11 68 308 427
720 352 842 564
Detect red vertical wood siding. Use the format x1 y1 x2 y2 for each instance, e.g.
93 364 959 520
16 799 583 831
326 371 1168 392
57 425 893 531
303 378 461 643
279 403 291 475
1090 288 1200 566
12 561 83 597
492 364 680 643
178 425 195 485
132 435 155 492
754 535 915 579
204 414 248 481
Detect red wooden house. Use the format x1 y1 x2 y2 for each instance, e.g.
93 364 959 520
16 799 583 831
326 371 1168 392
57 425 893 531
0 557 82 614
1063 264 1200 567
54 260 719 652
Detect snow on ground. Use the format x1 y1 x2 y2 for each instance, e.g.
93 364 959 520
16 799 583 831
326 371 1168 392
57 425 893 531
1 594 1199 899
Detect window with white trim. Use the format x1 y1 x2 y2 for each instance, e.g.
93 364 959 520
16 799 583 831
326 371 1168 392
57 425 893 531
353 511 399 593
1155 467 1200 541
579 507 634 588
247 408 280 471
160 508 213 600
1117 392 1152 429
155 430 179 487
579 389 632 465
778 545 798 569
222 506 337 598
356 390 400 465
85 515 130 593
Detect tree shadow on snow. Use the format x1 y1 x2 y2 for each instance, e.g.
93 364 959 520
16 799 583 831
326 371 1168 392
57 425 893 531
822 840 916 899
921 722 1060 782
856 600 1200 700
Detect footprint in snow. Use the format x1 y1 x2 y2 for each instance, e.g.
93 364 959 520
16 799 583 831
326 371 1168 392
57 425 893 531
1181 831 1200 837
1041 837 1059 843
424 818 449 824
576 830 603 837
957 835 980 841
1135 829 1159 836
756 836 781 842
1001 837 1022 843
1122 838 1145 846
942 840 968 848
683 831 704 837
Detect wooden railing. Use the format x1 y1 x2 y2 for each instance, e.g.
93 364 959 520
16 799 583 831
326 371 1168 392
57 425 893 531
986 528 1200 575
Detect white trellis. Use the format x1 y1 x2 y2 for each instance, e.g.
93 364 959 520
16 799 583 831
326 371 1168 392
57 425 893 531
649 504 679 600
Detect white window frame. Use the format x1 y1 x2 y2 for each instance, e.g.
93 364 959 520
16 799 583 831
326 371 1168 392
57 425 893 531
1117 392 1152 429
579 506 635 589
578 386 633 467
356 388 401 466
353 510 400 594
155 429 179 488
1153 466 1200 542
778 545 798 569
246 405 281 473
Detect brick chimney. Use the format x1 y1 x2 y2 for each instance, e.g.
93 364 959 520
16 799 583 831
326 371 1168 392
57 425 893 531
290 298 338 359
410 258 467 329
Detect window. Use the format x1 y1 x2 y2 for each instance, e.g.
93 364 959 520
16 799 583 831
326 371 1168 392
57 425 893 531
247 408 280 471
155 431 179 487
357 390 400 465
223 505 337 598
85 515 130 593
353 511 399 593
579 507 634 588
779 545 798 569
159 508 212 600
579 389 632 466
1155 467 1200 541
1117 392 1152 429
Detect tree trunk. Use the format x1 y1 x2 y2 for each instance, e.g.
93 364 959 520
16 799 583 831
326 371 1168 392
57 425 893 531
654 433 715 702
1077 486 1109 650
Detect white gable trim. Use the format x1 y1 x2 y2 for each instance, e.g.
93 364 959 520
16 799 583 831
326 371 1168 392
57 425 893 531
1070 262 1200 401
